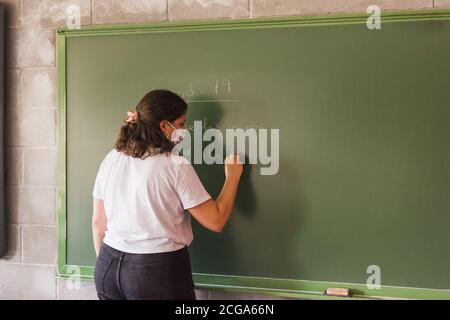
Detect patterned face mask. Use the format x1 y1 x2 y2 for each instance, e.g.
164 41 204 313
168 121 188 144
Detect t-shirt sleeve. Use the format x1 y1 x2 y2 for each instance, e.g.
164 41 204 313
92 160 105 200
176 161 212 210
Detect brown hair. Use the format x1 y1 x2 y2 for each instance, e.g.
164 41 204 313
114 89 188 159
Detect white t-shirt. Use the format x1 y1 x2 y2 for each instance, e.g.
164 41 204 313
92 149 211 254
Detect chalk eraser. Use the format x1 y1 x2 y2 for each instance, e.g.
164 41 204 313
324 288 351 297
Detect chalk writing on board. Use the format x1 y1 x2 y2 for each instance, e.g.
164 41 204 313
170 79 236 102
185 119 263 133
215 79 231 95
186 99 240 103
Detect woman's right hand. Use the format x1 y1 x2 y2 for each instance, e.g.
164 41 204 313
224 154 243 181
189 153 243 233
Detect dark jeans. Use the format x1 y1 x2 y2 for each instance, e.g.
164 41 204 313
94 242 196 300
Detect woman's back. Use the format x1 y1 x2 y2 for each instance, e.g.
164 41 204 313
93 149 211 254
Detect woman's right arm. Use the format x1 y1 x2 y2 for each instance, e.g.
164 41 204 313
189 154 243 233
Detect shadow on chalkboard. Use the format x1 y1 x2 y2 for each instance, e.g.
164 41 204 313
187 94 256 215
187 94 304 278
187 96 240 273
234 154 256 217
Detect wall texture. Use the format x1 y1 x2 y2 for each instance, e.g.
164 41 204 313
0 0 449 300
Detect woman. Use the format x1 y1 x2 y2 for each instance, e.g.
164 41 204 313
91 89 243 300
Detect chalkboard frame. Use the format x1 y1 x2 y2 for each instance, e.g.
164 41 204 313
57 9 450 299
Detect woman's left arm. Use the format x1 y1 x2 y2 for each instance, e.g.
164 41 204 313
92 199 107 257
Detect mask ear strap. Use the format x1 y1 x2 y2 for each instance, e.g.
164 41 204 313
162 121 174 139
167 121 176 130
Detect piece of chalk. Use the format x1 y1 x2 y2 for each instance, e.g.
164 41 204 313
324 288 351 297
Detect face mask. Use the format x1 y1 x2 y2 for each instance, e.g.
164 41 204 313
168 122 188 144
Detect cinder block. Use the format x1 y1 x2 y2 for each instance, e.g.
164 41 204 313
9 29 55 68
169 0 249 20
0 263 56 299
0 0 20 28
21 0 91 29
6 186 56 225
6 68 20 109
22 225 57 265
92 0 166 25
209 289 287 300
23 148 57 186
435 0 450 7
22 69 57 109
57 278 98 300
2 225 21 262
5 147 22 186
251 0 433 18
6 109 56 147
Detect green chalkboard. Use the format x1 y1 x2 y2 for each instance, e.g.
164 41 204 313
58 10 450 299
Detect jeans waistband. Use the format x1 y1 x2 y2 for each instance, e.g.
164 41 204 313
100 242 188 263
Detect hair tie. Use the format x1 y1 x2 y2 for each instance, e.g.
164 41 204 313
125 110 139 124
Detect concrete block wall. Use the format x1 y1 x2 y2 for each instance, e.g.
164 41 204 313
0 0 448 300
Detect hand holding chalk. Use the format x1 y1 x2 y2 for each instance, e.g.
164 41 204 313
224 154 243 181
